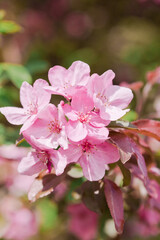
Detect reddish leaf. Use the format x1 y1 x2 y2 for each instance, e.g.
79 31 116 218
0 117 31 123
131 119 160 141
81 181 107 214
109 119 160 142
111 132 148 180
111 133 132 163
126 163 158 199
104 179 124 234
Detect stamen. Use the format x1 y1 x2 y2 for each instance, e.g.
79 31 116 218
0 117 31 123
48 120 62 134
78 112 91 123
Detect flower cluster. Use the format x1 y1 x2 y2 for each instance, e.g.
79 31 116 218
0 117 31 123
0 60 133 181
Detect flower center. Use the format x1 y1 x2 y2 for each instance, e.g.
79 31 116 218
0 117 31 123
78 112 91 123
36 151 49 164
96 93 110 106
26 103 38 115
81 141 95 153
48 120 62 134
36 151 52 173
63 81 71 89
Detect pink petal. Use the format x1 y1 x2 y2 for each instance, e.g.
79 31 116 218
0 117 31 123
58 101 68 124
18 152 46 176
60 144 82 165
68 60 90 86
44 86 69 99
87 126 109 141
95 141 120 165
79 154 106 181
100 105 129 121
48 65 67 87
0 107 28 125
67 121 88 142
89 111 110 127
104 179 124 234
20 115 37 133
37 103 58 120
33 79 51 108
24 135 54 150
23 118 50 139
91 70 115 96
66 110 78 121
105 85 133 109
50 150 67 175
71 89 94 113
62 101 78 121
20 81 33 109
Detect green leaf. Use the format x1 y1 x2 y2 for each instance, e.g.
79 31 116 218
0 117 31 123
0 63 32 88
121 110 138 122
0 20 21 34
0 86 18 106
25 59 49 74
37 199 58 231
0 10 6 20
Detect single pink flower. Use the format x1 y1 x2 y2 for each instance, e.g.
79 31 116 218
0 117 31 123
63 89 109 142
67 203 99 240
129 204 160 238
0 79 51 133
18 148 67 176
4 208 38 240
60 137 120 181
88 70 133 121
45 61 90 99
22 103 68 150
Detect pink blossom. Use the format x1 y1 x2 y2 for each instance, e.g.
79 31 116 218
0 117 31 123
45 61 90 99
0 145 34 195
0 79 51 133
0 196 38 240
22 103 68 150
130 204 160 238
60 138 120 181
67 203 99 240
63 89 109 142
4 208 38 240
88 70 133 121
18 148 67 176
